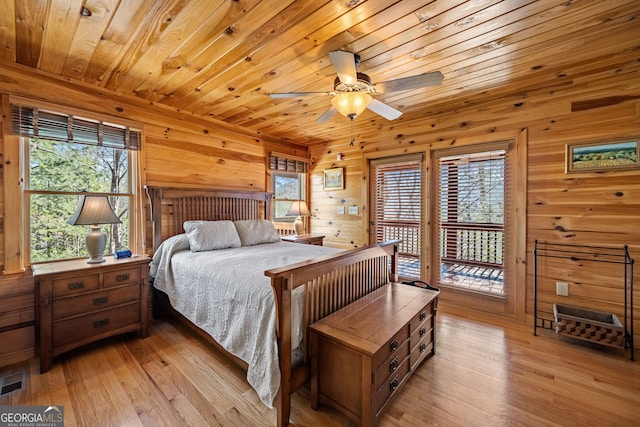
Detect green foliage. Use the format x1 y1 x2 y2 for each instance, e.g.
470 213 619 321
28 139 130 262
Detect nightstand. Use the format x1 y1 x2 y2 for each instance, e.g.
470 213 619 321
281 233 325 246
32 255 150 373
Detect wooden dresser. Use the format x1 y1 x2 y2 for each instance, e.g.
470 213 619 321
310 283 438 427
33 255 150 373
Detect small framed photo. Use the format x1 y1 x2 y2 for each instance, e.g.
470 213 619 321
565 139 639 173
323 167 344 190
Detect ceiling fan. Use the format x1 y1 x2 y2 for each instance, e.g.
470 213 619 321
269 50 444 123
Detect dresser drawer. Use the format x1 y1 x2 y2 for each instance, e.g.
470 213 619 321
52 284 141 320
374 339 409 391
104 267 141 288
410 331 434 369
53 302 141 351
409 304 432 333
52 274 100 297
375 354 410 412
372 324 410 370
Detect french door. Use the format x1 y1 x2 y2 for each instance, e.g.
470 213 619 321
369 154 424 280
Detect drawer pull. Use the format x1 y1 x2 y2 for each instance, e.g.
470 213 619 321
68 281 85 290
419 311 426 322
115 273 130 282
420 327 427 337
389 338 399 352
93 318 109 328
420 342 427 353
390 376 399 392
93 296 109 305
390 357 399 373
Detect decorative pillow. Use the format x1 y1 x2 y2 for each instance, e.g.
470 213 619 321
183 220 241 252
233 220 281 246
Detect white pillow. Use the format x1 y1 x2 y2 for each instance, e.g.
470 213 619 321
233 220 281 246
183 220 241 252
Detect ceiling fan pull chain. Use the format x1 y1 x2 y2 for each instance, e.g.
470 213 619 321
350 117 355 146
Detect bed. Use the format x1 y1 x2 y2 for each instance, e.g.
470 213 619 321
146 186 399 426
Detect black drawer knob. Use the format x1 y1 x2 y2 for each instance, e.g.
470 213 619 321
93 318 109 328
419 327 427 337
390 357 399 373
115 273 130 282
389 338 398 352
390 376 399 392
68 281 84 290
420 342 427 353
93 296 109 305
419 311 426 321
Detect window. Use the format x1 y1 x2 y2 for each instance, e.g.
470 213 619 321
435 146 510 297
13 104 140 263
269 154 308 221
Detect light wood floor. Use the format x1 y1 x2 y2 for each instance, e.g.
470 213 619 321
1 304 639 426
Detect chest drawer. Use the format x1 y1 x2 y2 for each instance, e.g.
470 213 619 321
53 302 141 352
375 354 411 412
52 274 100 297
104 267 141 287
52 284 141 320
373 338 410 391
372 324 410 370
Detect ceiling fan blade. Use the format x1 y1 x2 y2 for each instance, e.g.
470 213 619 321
367 98 402 120
269 91 332 98
316 106 338 123
374 71 444 93
329 51 357 85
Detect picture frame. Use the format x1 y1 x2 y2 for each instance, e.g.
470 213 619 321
565 139 639 173
323 167 344 190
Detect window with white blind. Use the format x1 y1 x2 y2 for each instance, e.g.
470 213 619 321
435 146 510 296
371 154 423 279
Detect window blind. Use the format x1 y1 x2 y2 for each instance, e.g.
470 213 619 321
11 105 140 150
373 156 422 278
269 154 307 173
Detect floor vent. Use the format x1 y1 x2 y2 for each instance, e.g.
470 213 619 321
0 371 25 396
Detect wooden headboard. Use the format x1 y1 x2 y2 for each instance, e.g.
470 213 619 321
146 186 272 252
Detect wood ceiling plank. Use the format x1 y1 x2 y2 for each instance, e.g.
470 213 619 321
83 0 158 85
113 0 229 94
60 0 119 80
14 0 48 67
38 0 83 74
161 0 324 110
0 0 16 61
138 0 265 102
103 0 192 92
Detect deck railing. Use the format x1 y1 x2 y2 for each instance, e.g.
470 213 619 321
440 222 504 268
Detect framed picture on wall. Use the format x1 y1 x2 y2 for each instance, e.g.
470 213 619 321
565 139 639 173
323 167 344 190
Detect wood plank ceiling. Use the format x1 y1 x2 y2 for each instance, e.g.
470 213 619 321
1 0 639 145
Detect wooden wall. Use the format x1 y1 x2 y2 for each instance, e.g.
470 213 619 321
309 55 640 351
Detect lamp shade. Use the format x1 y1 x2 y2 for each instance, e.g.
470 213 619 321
331 92 372 119
286 200 310 217
68 196 120 264
67 195 121 226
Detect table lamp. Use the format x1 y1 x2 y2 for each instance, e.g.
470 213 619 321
67 195 121 263
286 200 310 235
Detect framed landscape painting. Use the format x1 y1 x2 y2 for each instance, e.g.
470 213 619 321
323 167 344 190
565 139 639 173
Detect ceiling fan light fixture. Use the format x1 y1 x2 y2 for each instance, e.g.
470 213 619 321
331 92 372 119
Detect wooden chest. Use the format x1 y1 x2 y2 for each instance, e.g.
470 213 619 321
33 255 150 373
310 283 438 426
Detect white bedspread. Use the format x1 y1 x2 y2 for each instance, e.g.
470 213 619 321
150 236 339 408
